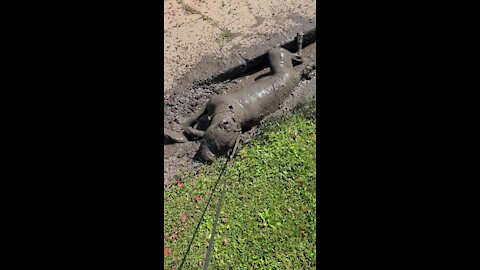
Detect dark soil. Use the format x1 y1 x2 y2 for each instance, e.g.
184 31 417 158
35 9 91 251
164 42 316 187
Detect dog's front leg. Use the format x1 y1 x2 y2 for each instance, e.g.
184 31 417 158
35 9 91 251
183 126 205 139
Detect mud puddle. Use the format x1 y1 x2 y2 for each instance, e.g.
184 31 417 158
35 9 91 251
164 42 316 187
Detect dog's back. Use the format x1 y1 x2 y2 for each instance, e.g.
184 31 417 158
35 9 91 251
212 48 301 128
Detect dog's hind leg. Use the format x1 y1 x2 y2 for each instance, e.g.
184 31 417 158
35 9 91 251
293 32 304 64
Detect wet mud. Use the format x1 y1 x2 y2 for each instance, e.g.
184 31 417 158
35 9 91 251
164 16 316 98
164 41 316 188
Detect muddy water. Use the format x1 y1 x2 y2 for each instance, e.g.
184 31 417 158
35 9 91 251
164 42 316 187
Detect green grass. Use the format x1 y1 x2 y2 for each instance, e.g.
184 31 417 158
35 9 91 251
164 101 316 269
219 29 232 40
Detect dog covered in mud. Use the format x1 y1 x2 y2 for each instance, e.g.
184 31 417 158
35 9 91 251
165 33 304 162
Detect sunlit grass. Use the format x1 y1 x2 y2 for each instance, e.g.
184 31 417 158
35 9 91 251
164 101 316 269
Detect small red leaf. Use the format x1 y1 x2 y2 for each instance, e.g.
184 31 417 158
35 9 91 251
181 214 187 223
195 196 201 202
171 233 178 239
164 248 171 256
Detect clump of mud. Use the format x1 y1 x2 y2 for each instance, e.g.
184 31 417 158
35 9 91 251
164 43 317 188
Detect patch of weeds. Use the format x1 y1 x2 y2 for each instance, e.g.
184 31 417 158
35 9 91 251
219 29 232 40
181 3 197 14
175 0 227 33
175 0 201 16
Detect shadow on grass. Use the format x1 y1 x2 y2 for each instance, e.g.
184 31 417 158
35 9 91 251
178 157 230 270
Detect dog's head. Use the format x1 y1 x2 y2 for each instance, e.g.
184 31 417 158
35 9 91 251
198 111 241 162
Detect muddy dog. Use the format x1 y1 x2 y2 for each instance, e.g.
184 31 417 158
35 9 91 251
165 33 304 161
